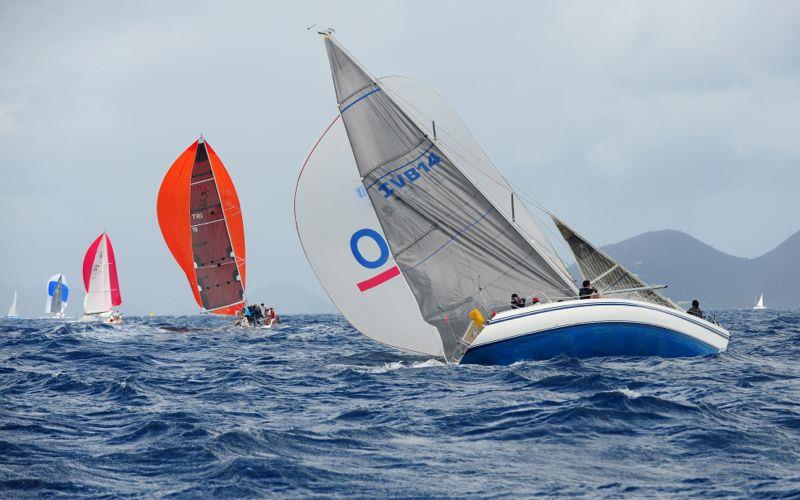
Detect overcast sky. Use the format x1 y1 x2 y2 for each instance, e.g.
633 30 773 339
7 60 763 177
1 1 798 316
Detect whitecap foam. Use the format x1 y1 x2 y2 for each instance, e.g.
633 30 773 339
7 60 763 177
354 358 446 374
616 387 641 399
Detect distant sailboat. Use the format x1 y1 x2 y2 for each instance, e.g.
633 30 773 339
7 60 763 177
6 290 19 318
753 294 766 310
295 33 730 365
46 274 69 318
157 137 247 315
81 232 123 323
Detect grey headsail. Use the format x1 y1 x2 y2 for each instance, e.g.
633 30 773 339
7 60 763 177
323 35 577 361
51 275 63 314
553 216 678 309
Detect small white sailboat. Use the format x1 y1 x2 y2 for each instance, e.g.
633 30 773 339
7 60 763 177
80 232 123 324
295 33 729 365
6 290 19 318
46 274 69 318
753 294 766 310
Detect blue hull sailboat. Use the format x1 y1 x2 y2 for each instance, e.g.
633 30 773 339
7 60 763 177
295 33 729 365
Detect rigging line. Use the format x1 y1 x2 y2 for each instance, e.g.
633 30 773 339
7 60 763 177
384 87 548 214
376 78 573 288
427 130 575 282
383 86 575 276
410 206 494 270
508 188 577 262
394 180 555 286
380 84 502 174
382 87 551 215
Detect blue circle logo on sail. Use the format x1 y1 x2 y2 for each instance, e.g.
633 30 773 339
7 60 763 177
48 278 69 302
349 228 389 269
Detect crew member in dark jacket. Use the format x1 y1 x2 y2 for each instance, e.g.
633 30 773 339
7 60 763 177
511 293 526 309
686 299 704 318
578 280 598 299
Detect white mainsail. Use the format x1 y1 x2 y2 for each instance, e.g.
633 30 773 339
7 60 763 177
84 234 113 315
316 34 577 361
7 290 18 317
754 294 765 310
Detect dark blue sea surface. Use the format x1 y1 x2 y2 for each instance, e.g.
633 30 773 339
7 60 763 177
1 311 799 497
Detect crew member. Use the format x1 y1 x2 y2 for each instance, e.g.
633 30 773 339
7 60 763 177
579 280 598 299
511 293 526 309
243 304 252 326
687 299 704 318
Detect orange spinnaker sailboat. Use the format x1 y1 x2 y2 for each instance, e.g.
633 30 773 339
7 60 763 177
157 136 246 315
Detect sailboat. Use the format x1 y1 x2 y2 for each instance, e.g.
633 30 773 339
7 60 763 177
6 290 19 318
46 274 69 318
753 294 766 310
80 232 123 323
294 33 730 365
157 137 247 316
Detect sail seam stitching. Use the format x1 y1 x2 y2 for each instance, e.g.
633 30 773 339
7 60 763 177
340 87 381 113
410 207 494 270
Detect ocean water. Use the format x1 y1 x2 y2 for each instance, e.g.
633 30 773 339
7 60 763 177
1 311 799 497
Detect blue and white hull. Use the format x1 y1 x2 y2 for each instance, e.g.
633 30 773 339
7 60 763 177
460 299 729 365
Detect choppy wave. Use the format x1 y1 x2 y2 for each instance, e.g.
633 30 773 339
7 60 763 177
1 311 799 497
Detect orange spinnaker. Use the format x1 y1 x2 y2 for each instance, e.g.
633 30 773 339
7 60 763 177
156 139 246 315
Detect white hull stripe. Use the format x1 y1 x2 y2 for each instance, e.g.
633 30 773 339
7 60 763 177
489 301 729 340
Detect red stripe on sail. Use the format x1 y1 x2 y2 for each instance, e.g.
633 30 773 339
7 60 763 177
105 233 122 307
357 266 400 292
82 233 104 292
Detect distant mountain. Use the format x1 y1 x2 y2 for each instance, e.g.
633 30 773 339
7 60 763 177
593 229 800 309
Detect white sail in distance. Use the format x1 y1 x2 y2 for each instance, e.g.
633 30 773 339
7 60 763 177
7 290 18 317
320 34 577 361
46 274 68 315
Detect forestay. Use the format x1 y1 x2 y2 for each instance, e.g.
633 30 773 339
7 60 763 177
322 35 576 361
553 217 677 309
